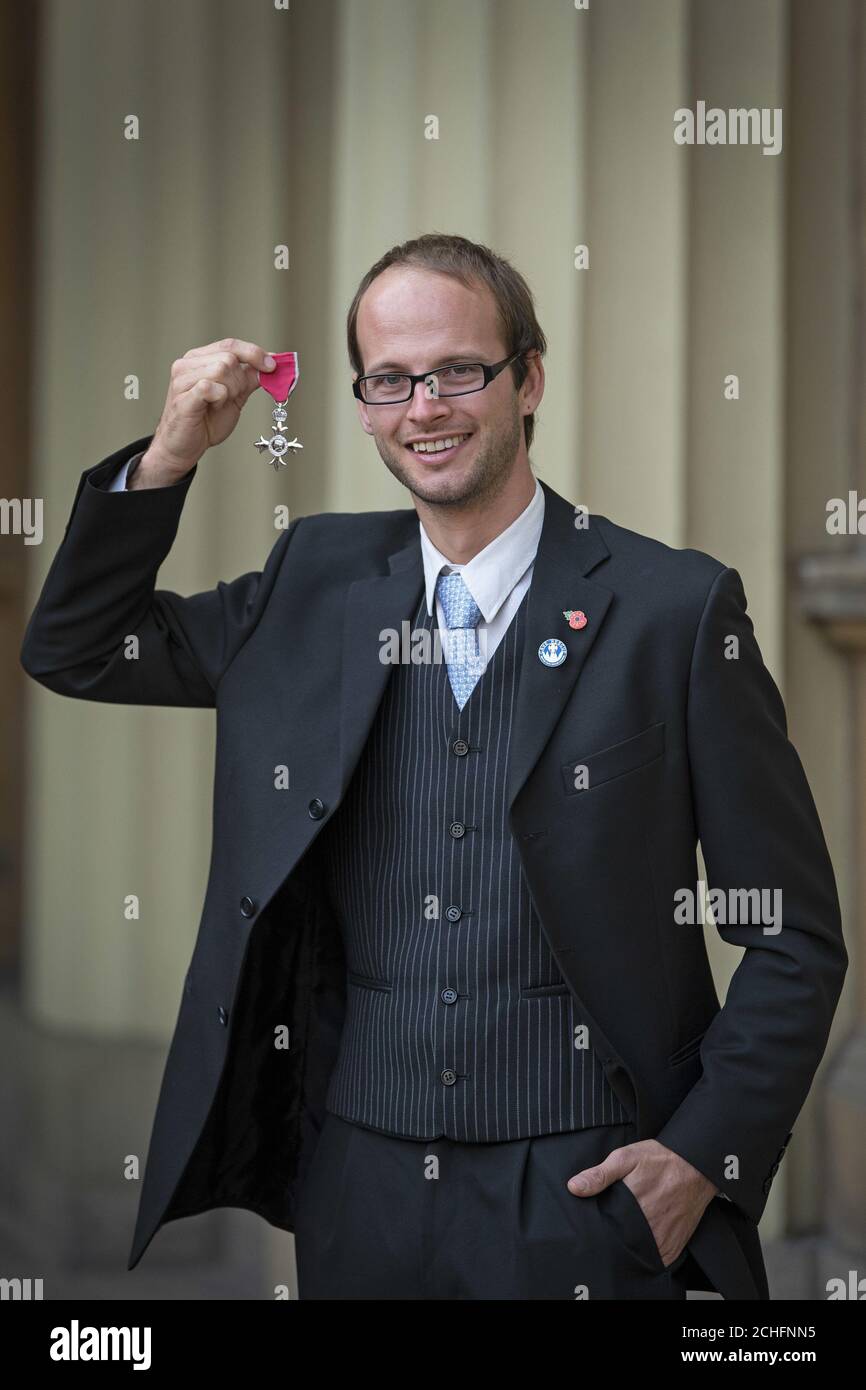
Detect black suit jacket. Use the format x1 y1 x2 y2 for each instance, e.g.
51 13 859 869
21 434 848 1300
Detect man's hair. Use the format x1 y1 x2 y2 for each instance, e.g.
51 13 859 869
346 232 547 452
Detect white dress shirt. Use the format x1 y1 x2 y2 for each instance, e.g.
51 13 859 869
108 455 139 491
420 476 544 670
108 456 545 670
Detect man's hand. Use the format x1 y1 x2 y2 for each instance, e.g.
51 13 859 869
567 1139 718 1268
138 338 279 486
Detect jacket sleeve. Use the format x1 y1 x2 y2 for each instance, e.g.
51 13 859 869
20 435 300 708
655 565 848 1225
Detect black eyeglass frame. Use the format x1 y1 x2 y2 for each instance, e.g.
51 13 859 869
352 350 525 404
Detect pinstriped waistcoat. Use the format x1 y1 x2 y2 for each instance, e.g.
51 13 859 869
319 586 628 1141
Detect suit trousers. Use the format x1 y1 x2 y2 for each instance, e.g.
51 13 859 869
293 1111 691 1300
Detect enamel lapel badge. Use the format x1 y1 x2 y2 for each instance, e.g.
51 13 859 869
538 637 567 667
563 609 587 630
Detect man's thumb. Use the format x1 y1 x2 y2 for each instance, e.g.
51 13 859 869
568 1156 628 1194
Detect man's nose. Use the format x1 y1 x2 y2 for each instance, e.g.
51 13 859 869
406 378 450 418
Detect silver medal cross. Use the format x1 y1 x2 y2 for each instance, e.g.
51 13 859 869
253 398 303 471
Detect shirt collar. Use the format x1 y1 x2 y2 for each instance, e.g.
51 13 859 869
419 476 545 622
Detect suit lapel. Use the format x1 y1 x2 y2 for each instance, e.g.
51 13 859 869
505 481 613 812
338 539 425 801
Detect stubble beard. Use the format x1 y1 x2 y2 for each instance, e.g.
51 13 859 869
375 404 524 511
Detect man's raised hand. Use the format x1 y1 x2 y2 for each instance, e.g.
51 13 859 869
135 338 276 487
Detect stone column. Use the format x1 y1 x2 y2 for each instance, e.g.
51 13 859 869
793 0 865 1288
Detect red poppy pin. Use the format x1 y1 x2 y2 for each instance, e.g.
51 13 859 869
562 609 588 630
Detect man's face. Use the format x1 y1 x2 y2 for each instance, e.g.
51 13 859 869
354 266 534 508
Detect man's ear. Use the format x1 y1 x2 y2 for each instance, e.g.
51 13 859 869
522 350 545 413
355 398 374 437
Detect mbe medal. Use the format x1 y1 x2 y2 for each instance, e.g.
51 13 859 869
253 350 303 470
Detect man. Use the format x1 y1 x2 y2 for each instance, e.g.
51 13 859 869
21 233 847 1301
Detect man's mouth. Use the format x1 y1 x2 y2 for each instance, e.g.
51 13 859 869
404 433 473 462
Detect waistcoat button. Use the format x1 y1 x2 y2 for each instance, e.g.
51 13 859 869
441 1068 457 1086
441 987 458 1005
452 738 469 756
449 821 465 838
445 905 462 923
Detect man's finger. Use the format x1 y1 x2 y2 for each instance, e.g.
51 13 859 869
182 338 276 372
567 1150 633 1194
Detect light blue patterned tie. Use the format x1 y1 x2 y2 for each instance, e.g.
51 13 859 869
436 571 485 710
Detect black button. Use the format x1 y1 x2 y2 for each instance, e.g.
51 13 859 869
449 821 465 839
218 1006 229 1026
441 988 458 1005
308 798 326 820
441 1069 457 1086
452 738 469 756
240 896 256 918
445 905 462 923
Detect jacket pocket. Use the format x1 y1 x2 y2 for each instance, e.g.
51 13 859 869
347 971 392 993
561 721 665 797
598 1179 668 1273
520 982 571 998
667 1030 706 1066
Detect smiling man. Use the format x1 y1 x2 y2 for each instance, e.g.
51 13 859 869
353 264 529 530
21 233 847 1301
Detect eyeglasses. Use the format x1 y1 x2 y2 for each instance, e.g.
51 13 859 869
352 351 524 405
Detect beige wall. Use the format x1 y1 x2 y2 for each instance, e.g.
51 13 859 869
22 0 856 1247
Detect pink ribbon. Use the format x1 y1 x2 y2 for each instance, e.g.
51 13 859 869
258 351 299 401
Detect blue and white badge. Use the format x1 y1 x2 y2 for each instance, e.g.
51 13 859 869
538 637 567 668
